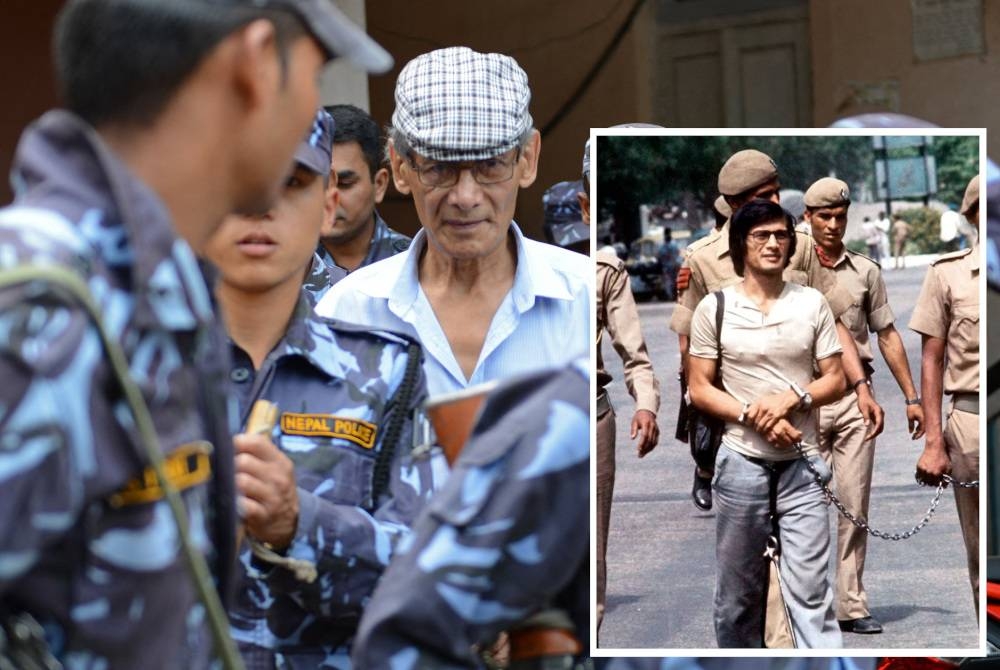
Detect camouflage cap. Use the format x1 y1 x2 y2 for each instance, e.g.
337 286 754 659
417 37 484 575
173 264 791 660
200 0 392 72
543 180 588 248
293 108 335 176
804 177 851 208
392 47 533 162
961 174 980 216
713 195 732 219
718 149 778 196
582 138 591 184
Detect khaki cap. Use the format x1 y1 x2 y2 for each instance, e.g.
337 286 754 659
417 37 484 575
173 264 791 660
960 174 979 215
718 149 778 196
713 195 732 218
804 177 851 208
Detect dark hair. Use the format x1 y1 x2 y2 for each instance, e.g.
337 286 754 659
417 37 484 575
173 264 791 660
728 198 797 277
325 104 383 178
55 0 306 127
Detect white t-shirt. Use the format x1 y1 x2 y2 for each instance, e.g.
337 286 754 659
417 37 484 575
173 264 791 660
689 283 842 460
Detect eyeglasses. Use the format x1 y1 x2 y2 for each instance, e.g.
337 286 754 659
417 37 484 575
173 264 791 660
748 229 792 244
408 149 521 188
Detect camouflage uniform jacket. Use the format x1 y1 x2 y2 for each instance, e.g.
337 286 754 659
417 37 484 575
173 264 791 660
0 110 237 668
302 252 347 305
317 211 411 274
351 358 589 669
227 293 439 668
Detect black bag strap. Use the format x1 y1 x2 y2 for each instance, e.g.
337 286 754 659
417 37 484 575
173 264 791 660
371 341 422 508
713 290 725 384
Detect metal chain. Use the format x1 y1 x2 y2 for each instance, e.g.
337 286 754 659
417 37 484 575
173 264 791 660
791 442 977 541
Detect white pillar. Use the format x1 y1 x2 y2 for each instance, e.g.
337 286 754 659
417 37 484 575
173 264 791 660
319 0 372 111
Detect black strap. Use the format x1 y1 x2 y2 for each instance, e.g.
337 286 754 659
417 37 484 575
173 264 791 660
371 342 422 508
713 290 724 385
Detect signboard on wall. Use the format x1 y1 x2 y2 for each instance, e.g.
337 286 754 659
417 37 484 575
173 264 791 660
911 0 985 62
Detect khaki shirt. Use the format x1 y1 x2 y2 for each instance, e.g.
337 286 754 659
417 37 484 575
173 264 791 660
689 283 842 460
597 249 660 413
829 249 895 362
892 218 911 240
669 222 852 335
909 245 980 394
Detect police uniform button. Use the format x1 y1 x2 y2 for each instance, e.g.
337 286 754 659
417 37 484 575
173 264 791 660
230 367 251 383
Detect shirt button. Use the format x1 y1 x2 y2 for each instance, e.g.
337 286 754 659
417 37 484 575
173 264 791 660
230 367 251 383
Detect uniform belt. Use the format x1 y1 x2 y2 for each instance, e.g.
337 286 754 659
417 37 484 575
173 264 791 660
597 390 612 418
952 392 979 415
507 628 582 661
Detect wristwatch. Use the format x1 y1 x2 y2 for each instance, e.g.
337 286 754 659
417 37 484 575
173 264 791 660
905 396 922 406
797 391 813 412
737 401 750 426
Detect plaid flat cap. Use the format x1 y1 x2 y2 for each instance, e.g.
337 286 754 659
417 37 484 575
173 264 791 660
392 47 533 162
582 138 591 183
293 108 335 176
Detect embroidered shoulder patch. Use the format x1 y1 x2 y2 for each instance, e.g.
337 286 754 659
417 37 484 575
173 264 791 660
108 441 213 508
280 413 377 449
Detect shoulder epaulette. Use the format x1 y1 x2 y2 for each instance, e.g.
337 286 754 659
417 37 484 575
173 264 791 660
596 249 624 271
846 248 880 268
931 247 973 266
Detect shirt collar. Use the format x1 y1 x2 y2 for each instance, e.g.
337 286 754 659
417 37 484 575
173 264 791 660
382 221 574 314
716 220 731 258
268 292 347 380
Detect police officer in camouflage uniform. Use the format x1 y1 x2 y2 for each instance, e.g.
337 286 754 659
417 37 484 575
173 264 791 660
351 357 589 668
543 180 590 255
0 1 391 667
205 109 436 669
318 104 411 275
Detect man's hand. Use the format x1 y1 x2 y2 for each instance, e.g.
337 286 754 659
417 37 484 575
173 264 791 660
235 433 299 549
915 437 951 486
906 403 925 440
631 410 659 458
747 390 798 434
855 387 885 441
676 267 691 292
765 419 802 449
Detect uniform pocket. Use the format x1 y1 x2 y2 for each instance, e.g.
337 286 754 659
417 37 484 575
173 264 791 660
950 305 979 357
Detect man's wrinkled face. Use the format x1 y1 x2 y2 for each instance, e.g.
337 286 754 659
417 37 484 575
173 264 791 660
389 130 540 262
322 141 388 244
807 205 849 251
206 165 325 292
744 219 792 276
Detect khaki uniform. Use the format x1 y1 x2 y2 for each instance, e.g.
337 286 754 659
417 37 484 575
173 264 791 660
816 249 894 621
909 245 980 607
670 223 853 335
596 249 660 629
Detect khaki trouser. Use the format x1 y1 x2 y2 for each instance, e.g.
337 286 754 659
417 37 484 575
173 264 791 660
596 400 616 634
817 390 874 621
945 405 979 611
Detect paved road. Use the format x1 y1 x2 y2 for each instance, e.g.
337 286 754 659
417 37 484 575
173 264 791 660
599 264 980 652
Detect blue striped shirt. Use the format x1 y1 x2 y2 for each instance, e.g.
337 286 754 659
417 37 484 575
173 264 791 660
316 222 591 397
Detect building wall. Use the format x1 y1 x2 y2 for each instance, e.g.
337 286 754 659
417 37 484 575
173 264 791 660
809 0 1000 156
365 0 647 240
0 0 62 204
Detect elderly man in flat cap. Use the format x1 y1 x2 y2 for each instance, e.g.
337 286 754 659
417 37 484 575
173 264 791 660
804 177 925 636
318 46 591 397
910 174 981 613
672 149 882 512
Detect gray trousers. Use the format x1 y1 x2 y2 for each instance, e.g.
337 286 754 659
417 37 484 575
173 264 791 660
713 445 842 648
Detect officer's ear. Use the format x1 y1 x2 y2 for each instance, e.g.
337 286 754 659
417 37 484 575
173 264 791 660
388 142 413 196
373 167 390 204
577 191 590 225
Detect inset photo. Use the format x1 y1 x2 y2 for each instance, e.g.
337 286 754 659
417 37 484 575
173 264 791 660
593 129 986 655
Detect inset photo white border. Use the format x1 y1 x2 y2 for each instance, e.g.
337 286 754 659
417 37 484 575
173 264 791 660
589 126 988 660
